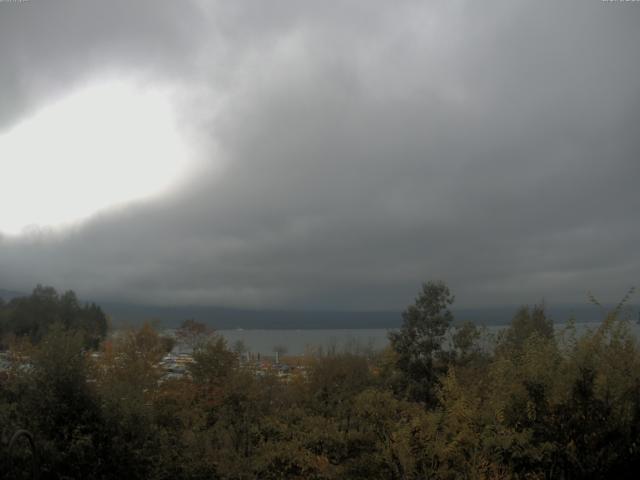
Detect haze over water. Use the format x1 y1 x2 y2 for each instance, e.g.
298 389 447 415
217 321 638 356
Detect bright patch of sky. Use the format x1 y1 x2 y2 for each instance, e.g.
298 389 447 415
0 81 192 235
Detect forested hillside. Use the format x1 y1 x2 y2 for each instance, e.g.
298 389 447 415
0 283 639 479
0 285 108 348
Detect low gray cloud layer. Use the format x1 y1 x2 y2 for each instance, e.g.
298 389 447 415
1 0 639 310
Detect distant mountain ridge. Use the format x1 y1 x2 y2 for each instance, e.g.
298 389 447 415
2 288 633 328
100 301 628 330
0 289 24 301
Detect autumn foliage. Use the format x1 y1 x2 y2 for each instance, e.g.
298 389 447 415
0 283 639 479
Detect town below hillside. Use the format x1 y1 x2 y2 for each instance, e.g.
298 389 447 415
1 284 640 479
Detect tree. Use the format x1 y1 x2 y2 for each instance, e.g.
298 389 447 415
14 324 102 478
91 322 168 479
175 318 210 351
189 335 237 386
233 339 248 357
308 353 372 417
0 286 108 348
498 304 553 354
451 320 486 368
389 281 454 405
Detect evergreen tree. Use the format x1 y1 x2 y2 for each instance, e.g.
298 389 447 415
389 281 455 405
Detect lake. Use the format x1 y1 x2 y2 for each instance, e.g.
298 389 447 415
217 321 638 356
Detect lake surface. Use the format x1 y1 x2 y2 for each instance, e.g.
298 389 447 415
217 321 639 356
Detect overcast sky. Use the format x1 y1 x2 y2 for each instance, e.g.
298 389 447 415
1 0 639 310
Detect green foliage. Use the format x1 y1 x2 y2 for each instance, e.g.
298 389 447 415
0 285 108 348
176 318 211 350
1 283 639 479
307 353 372 415
451 320 488 369
388 281 455 404
190 335 238 386
498 304 554 354
8 325 103 478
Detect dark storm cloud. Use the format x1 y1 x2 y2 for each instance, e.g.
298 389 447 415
1 0 639 310
0 0 204 128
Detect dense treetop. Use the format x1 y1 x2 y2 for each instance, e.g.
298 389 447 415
1 282 639 479
0 285 108 348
